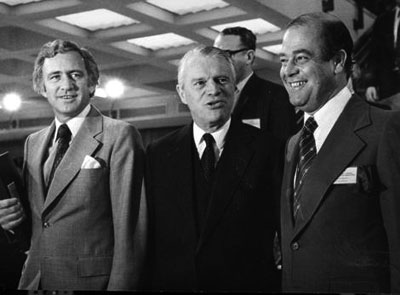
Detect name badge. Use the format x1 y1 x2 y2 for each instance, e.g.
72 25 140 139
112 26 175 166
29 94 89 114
242 118 260 129
334 167 357 184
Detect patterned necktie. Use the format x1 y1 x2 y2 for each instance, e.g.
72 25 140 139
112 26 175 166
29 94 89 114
293 117 318 220
201 133 216 182
48 124 71 186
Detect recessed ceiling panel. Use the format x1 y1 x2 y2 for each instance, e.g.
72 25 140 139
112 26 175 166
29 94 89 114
212 18 280 35
56 9 139 31
262 44 281 55
146 0 228 15
0 0 41 5
127 33 195 50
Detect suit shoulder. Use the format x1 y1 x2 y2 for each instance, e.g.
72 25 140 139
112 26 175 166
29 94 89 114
147 125 188 154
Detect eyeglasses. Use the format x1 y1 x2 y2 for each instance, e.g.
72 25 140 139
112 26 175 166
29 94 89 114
223 48 250 57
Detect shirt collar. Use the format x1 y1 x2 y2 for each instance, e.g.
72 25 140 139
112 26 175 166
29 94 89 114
54 104 91 144
305 86 351 123
304 87 352 151
193 118 231 152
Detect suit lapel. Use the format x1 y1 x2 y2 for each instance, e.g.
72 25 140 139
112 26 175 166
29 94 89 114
282 131 301 228
197 121 256 252
293 96 370 238
42 106 102 215
29 123 55 213
166 124 197 236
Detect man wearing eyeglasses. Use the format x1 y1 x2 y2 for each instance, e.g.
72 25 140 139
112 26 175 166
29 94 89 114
214 26 299 142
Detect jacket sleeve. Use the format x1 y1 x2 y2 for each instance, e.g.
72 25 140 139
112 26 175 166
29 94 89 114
106 124 147 291
377 111 400 293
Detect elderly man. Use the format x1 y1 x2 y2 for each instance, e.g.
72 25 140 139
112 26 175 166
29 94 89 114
0 39 146 291
146 45 282 292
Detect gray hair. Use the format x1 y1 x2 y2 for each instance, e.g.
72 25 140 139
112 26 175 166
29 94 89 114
177 45 236 87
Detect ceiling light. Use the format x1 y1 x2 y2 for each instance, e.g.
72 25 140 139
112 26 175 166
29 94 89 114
56 9 139 31
262 44 282 55
146 0 228 15
212 18 280 35
127 33 195 50
105 79 125 99
3 92 22 112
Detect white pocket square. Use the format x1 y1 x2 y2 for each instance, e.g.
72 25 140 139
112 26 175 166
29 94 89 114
81 155 101 169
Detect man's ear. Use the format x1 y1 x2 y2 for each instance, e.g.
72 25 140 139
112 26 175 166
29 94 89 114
246 49 256 65
333 49 346 74
40 85 48 98
176 84 187 104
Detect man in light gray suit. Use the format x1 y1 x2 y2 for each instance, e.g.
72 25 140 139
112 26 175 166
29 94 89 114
0 40 146 291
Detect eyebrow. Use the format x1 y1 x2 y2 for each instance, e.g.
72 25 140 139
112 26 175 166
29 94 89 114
46 69 84 76
279 48 313 57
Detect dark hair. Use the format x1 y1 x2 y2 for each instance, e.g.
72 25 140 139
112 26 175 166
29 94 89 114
32 39 99 97
177 45 236 87
220 26 256 50
286 12 354 77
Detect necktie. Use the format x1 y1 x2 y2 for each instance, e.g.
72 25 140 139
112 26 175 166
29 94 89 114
48 124 71 186
293 117 318 220
201 133 216 182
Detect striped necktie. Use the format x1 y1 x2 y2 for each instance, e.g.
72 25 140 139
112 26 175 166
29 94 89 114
293 117 318 220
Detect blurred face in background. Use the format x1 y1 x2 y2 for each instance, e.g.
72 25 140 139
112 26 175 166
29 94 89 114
214 34 253 83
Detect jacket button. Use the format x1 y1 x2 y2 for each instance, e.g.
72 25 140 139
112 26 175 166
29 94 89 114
291 242 299 250
43 222 50 228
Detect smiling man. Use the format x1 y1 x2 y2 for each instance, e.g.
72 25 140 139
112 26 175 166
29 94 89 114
0 40 147 291
279 13 400 293
146 45 283 292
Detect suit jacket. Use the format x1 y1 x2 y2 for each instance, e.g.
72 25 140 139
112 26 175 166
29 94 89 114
18 105 146 291
366 8 400 99
146 119 283 292
281 95 400 293
233 74 299 141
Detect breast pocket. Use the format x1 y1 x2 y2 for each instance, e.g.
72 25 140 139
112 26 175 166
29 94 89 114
74 168 110 203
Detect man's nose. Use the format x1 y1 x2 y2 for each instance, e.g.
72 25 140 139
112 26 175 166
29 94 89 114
206 80 221 95
60 75 75 90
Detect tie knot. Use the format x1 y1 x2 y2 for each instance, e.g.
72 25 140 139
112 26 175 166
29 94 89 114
303 117 318 134
57 124 71 141
202 133 215 147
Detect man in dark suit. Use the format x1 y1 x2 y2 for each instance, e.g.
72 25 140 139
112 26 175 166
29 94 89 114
146 45 282 292
279 12 400 293
0 40 146 291
365 0 400 102
214 26 299 141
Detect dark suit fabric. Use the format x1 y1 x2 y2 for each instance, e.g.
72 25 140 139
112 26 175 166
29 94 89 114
233 74 298 141
366 9 400 99
18 106 146 291
281 95 400 293
146 120 282 292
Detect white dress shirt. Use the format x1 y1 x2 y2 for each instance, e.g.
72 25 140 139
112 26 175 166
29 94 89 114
304 86 352 153
193 118 231 163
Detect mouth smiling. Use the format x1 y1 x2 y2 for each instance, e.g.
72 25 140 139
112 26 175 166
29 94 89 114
58 94 77 100
288 81 307 89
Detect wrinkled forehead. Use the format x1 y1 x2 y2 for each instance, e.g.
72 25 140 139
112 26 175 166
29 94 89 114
185 54 234 78
282 25 322 54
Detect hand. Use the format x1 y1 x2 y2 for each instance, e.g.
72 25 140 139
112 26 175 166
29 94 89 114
0 198 26 231
365 86 379 102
